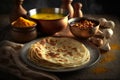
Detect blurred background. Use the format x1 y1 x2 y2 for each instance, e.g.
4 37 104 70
0 0 120 17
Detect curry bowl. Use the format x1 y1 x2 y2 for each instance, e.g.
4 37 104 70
68 17 100 39
28 8 69 35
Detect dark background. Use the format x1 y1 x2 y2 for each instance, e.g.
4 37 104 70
0 0 120 80
0 0 120 18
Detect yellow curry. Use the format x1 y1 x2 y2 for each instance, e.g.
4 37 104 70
30 13 64 20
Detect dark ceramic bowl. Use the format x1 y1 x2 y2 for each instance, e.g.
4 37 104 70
28 8 69 35
68 17 100 39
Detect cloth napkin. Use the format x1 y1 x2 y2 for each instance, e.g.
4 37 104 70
0 40 60 80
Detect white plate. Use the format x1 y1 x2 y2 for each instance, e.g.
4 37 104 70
20 37 101 72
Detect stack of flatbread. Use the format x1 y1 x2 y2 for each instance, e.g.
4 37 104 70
27 37 90 69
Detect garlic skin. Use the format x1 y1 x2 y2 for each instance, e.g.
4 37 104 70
104 20 115 28
98 18 107 26
102 28 113 39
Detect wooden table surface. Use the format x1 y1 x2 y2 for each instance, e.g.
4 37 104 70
0 14 120 80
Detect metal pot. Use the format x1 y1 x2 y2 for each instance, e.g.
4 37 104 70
28 8 69 36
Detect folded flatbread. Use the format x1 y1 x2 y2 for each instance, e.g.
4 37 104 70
27 37 90 69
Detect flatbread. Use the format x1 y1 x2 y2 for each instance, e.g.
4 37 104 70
27 37 90 69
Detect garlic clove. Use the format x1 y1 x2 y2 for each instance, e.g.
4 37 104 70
102 28 113 39
94 30 104 39
100 42 111 52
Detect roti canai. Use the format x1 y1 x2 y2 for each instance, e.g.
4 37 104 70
27 37 90 69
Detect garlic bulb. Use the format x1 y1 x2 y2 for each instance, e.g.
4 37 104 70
89 37 104 47
104 20 115 28
102 28 113 39
98 18 107 26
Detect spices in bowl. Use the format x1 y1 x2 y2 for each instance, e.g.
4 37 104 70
11 17 37 43
68 17 100 39
11 17 36 28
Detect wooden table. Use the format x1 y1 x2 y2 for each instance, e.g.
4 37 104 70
0 14 120 80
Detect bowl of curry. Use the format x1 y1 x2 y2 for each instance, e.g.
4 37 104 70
28 8 69 35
